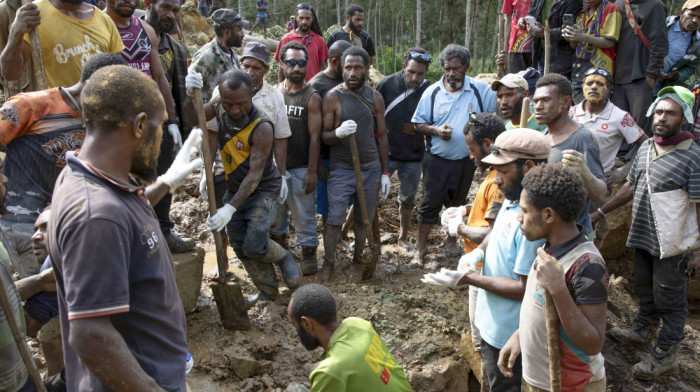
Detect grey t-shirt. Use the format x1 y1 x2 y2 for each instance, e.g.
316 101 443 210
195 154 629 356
547 126 605 235
329 84 380 171
49 153 188 392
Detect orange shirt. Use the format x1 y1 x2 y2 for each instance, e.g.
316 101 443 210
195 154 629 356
464 169 505 253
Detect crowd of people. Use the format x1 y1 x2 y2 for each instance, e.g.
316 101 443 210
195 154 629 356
0 0 699 391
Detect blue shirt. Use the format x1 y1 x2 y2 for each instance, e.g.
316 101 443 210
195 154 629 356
474 199 545 349
663 21 692 73
256 0 268 17
411 76 497 160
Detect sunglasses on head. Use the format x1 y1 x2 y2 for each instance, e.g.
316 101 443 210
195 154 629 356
409 51 431 62
296 3 312 10
583 68 611 78
490 144 537 158
283 59 308 67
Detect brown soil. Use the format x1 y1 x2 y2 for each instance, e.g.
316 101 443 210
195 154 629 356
168 168 700 391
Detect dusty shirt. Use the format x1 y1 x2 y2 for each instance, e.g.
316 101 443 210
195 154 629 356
0 88 83 222
520 235 608 391
48 153 187 392
24 0 124 88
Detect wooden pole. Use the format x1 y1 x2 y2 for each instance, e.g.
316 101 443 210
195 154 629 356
519 97 531 128
545 290 562 392
0 276 47 392
543 21 551 75
497 15 506 79
192 88 250 330
21 0 47 91
347 134 377 280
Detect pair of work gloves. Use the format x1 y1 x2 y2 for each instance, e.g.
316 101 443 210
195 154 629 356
158 128 204 195
420 206 483 287
335 120 391 200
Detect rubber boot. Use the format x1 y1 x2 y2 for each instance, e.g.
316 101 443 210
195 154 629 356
260 239 300 289
631 344 680 380
301 246 318 275
608 325 655 345
270 233 289 250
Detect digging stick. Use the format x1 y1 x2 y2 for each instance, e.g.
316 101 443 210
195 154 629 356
497 16 506 79
545 290 562 392
347 133 376 280
21 0 47 91
520 97 531 128
192 88 250 330
543 21 551 75
0 276 47 392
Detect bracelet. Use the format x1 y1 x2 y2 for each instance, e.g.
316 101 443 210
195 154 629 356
597 208 606 217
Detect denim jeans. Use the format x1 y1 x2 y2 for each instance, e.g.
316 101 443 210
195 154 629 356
0 219 38 278
632 248 690 348
225 197 278 296
271 167 319 247
387 159 422 208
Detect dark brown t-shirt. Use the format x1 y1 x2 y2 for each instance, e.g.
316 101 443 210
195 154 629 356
48 152 187 392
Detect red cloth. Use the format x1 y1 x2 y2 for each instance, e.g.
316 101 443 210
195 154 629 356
653 131 695 146
274 30 329 81
501 0 534 52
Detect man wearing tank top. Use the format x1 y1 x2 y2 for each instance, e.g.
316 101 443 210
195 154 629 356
106 0 196 252
498 164 608 392
271 42 323 276
316 47 390 283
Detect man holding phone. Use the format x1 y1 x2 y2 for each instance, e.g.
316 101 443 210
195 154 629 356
522 0 581 78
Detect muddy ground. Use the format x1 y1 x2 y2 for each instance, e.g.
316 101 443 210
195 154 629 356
164 169 700 392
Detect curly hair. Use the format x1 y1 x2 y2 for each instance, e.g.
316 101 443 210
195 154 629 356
342 46 370 68
438 44 470 68
463 113 506 145
290 283 337 326
80 53 127 82
402 47 430 67
522 164 587 223
280 41 308 62
535 73 572 99
346 4 363 16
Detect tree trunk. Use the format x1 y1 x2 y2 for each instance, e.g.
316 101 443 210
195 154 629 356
367 0 372 39
465 0 472 49
490 0 503 71
416 0 422 47
399 0 405 54
337 0 341 26
438 2 443 52
480 0 493 73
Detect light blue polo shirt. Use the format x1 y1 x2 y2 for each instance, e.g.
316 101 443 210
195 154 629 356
474 199 545 349
411 75 497 160
662 20 692 74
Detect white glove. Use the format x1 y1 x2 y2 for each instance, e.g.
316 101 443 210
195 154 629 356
421 268 466 287
208 204 236 232
334 120 357 139
158 128 203 193
441 205 467 226
447 217 462 237
279 174 288 203
168 123 183 151
199 173 208 201
458 248 484 272
381 174 390 200
186 71 203 96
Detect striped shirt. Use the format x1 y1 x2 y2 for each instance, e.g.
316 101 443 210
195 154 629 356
626 139 700 256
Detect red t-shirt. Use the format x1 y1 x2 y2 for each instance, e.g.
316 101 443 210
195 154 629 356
501 0 534 53
274 30 329 81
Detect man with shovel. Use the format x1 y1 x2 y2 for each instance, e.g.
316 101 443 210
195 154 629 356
498 163 608 391
316 46 390 283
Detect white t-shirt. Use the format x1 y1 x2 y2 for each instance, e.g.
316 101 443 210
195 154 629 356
569 101 644 172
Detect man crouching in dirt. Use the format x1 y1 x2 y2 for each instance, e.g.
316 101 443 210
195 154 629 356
422 128 549 391
187 70 301 304
48 65 203 391
287 283 412 391
498 164 609 391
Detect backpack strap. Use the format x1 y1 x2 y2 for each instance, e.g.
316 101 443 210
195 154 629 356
470 82 484 112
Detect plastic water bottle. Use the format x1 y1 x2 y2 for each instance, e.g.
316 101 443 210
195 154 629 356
185 353 193 376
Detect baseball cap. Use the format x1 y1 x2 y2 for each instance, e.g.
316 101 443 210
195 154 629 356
647 85 696 123
682 0 700 10
481 128 551 166
241 42 270 67
211 9 250 28
491 73 529 92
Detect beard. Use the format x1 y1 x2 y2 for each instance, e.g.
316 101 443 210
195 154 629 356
501 168 525 201
147 8 177 34
343 72 367 90
651 119 682 138
284 69 306 84
227 33 243 48
222 111 250 131
113 4 135 18
501 96 524 121
446 76 464 90
131 124 161 183
349 20 362 33
297 325 321 350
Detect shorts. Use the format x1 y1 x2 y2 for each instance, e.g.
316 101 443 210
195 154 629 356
255 16 268 27
418 153 475 224
326 167 380 226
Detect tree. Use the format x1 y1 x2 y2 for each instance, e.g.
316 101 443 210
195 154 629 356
416 0 421 47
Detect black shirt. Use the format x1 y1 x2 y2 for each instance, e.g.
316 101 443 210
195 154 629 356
326 28 376 57
376 70 429 162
